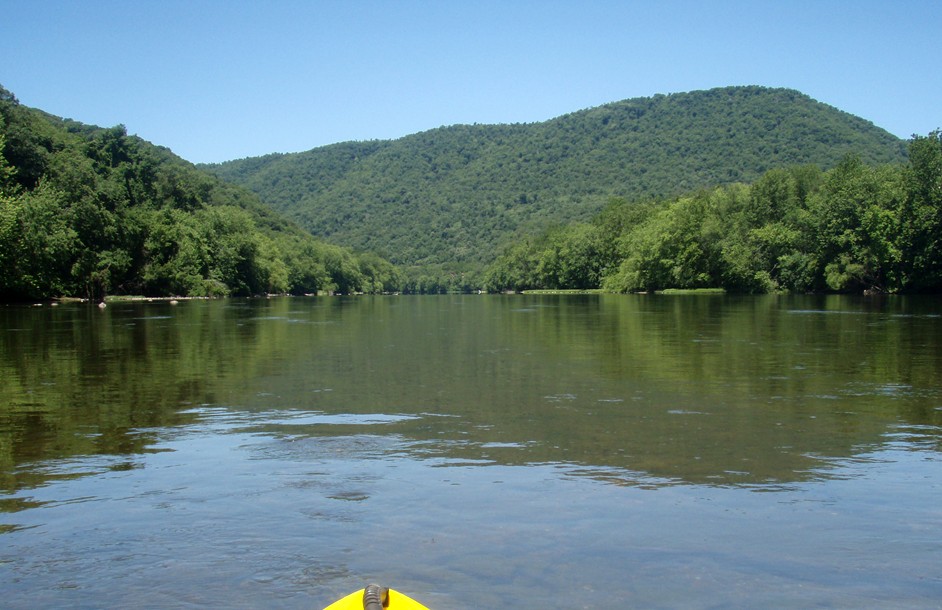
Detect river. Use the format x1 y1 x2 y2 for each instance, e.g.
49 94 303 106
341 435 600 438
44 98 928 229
1 295 940 608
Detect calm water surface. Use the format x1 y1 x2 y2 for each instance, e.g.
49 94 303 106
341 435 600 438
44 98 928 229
1 295 940 608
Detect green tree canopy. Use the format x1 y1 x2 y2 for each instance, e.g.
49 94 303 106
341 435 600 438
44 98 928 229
487 132 941 295
0 85 395 301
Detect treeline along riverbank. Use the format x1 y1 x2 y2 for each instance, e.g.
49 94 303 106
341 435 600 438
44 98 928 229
0 86 399 302
2 83 939 299
484 131 942 294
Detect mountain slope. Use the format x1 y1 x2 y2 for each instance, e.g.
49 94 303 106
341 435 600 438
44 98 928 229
205 86 907 269
0 86 397 300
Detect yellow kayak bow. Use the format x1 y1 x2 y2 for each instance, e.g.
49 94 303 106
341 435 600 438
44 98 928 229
323 584 430 610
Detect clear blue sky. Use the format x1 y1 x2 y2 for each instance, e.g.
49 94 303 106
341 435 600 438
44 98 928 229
2 0 939 164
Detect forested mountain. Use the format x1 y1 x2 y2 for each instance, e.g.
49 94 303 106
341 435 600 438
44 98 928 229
205 87 907 279
0 86 398 301
4 84 929 299
484 131 942 294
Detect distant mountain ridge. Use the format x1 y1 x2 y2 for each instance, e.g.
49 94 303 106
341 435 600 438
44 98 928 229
204 86 907 270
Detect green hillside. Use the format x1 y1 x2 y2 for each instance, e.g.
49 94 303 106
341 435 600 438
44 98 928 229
0 86 398 301
205 87 907 273
484 128 942 295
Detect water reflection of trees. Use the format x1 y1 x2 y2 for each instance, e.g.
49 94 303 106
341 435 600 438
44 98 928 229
0 299 309 493
2 296 940 497
441 293 942 486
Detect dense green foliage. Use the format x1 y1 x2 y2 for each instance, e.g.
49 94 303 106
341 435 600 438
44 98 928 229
3 83 930 297
0 87 399 301
206 87 906 277
484 131 942 294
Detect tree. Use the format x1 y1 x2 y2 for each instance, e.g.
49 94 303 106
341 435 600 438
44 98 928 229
357 252 402 293
1 182 78 299
0 132 16 194
805 156 902 292
748 168 797 227
532 224 603 289
603 194 721 292
140 207 209 295
898 130 942 291
483 238 542 292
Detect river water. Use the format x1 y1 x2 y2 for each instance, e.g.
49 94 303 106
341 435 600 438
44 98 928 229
1 295 940 608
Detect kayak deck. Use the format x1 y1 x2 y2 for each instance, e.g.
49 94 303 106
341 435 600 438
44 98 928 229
323 585 430 610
